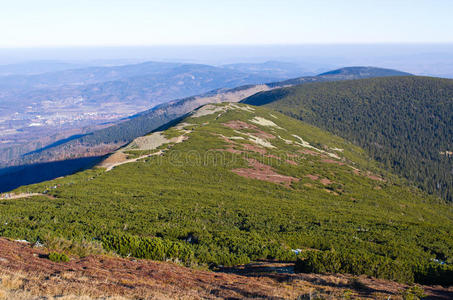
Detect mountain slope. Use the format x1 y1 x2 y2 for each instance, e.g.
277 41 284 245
4 103 452 285
3 66 409 166
242 76 453 201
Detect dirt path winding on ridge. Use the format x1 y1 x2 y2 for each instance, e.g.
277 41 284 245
0 193 55 200
98 129 191 172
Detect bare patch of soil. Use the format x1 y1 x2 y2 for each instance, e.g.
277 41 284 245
286 159 298 166
223 120 257 131
350 167 385 182
214 134 267 155
232 158 299 187
305 174 320 181
319 178 333 185
305 174 334 186
366 172 384 181
213 134 246 154
242 143 267 154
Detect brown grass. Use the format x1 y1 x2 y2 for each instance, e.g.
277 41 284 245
222 120 276 140
0 238 452 299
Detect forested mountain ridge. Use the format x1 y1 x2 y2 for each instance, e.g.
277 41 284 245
267 66 411 87
242 76 453 201
318 66 411 77
4 103 452 286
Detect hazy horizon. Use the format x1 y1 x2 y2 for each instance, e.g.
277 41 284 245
1 44 453 78
2 0 452 77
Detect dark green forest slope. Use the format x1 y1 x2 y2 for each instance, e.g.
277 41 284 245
243 76 453 201
2 103 452 285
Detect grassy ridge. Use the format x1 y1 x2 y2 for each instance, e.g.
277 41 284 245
1 103 452 284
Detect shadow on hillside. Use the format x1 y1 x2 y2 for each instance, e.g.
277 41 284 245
22 134 88 156
219 261 393 298
219 261 453 299
0 156 105 193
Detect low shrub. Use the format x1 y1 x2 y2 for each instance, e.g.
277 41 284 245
295 249 453 285
100 232 295 268
414 262 453 286
48 251 69 263
101 233 194 265
43 234 105 257
401 285 426 300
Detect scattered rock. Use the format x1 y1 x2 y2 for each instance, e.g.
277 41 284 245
250 116 282 129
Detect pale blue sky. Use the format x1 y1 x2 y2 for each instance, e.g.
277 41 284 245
1 0 452 47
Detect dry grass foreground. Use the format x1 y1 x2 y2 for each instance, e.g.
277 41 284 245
0 238 451 299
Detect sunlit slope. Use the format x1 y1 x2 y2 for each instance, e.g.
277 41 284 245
242 76 453 202
2 103 452 284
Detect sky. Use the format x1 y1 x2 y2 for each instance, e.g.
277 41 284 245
1 0 453 47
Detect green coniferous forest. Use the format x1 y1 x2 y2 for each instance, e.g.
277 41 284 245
243 76 453 201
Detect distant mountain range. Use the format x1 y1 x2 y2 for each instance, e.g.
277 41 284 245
0 59 149 76
0 61 88 76
221 61 318 79
0 61 276 105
